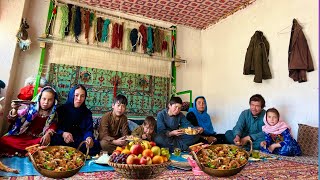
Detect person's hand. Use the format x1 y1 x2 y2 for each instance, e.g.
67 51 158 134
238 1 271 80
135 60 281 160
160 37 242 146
240 136 251 146
233 135 241 145
113 136 126 146
196 127 204 134
169 129 185 136
11 102 20 109
268 143 281 153
141 134 148 140
85 137 94 148
260 141 267 148
62 132 74 143
40 132 51 146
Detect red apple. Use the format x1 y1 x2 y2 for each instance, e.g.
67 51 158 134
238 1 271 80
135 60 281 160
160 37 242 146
149 141 156 147
139 156 148 165
126 154 140 164
130 144 144 155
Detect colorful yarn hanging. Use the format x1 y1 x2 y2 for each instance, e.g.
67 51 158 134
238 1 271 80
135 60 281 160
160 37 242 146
101 19 110 42
96 17 103 42
69 6 76 37
84 10 90 44
139 24 147 52
64 4 73 36
111 23 123 49
153 27 161 52
130 28 138 52
74 6 82 43
125 28 132 51
89 12 95 27
59 4 69 39
147 26 154 54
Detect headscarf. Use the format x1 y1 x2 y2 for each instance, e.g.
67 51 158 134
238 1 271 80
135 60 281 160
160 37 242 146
59 85 91 129
7 86 58 136
188 96 216 135
262 114 290 135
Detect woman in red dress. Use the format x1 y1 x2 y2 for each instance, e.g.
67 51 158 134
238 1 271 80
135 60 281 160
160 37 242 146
0 86 58 157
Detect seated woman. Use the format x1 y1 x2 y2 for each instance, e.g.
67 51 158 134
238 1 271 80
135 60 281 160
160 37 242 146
0 86 58 157
186 96 225 144
154 96 203 152
51 84 100 155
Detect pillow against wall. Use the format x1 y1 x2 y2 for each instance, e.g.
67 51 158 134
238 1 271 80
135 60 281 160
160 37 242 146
297 124 318 157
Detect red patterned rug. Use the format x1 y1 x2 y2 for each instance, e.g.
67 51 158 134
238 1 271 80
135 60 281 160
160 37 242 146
3 160 318 180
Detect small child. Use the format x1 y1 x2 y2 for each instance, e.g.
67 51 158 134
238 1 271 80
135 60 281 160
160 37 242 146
98 95 129 153
131 116 156 141
260 108 301 156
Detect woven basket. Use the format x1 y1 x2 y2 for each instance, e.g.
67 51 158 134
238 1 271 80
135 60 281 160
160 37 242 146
108 160 171 179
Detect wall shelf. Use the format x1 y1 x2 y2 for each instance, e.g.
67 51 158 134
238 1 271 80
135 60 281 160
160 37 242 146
37 37 187 63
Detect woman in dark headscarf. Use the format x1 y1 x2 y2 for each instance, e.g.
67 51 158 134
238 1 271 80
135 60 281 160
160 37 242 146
186 96 225 144
51 84 100 155
0 86 58 157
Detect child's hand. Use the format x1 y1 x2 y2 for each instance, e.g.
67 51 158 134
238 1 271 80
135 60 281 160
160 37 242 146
141 134 148 140
113 137 126 146
170 129 184 136
268 143 281 153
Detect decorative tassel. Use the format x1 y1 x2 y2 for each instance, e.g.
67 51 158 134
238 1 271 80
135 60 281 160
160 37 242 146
125 28 132 51
101 19 110 42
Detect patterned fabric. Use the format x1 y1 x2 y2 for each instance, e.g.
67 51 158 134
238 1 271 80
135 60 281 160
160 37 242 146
5 160 318 179
79 0 257 29
7 86 58 136
47 63 170 116
297 124 318 157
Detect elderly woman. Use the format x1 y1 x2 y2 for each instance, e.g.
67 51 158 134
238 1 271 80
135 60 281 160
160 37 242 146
0 86 58 157
186 96 225 144
51 84 101 155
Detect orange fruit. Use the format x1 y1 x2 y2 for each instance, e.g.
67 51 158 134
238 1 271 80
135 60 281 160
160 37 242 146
116 146 123 152
121 149 131 155
152 155 164 164
142 149 154 158
162 156 168 162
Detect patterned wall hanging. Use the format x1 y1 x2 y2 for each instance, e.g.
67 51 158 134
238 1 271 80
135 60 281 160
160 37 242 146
47 63 170 116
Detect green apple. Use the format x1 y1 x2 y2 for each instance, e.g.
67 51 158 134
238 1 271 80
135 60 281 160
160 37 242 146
151 146 161 156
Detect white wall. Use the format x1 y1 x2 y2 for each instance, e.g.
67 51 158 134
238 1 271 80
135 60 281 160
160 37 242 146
201 0 318 138
176 26 202 98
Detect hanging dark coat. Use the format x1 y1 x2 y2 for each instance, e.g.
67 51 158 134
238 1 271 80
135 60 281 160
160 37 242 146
288 19 314 83
243 31 272 83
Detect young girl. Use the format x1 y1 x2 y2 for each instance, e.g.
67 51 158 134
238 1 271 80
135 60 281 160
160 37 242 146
131 116 156 141
260 108 301 156
0 86 58 157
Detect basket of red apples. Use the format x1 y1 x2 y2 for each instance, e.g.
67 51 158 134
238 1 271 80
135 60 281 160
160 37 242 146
107 140 171 179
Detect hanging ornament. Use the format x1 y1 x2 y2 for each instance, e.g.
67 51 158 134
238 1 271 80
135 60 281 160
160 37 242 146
16 18 31 51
